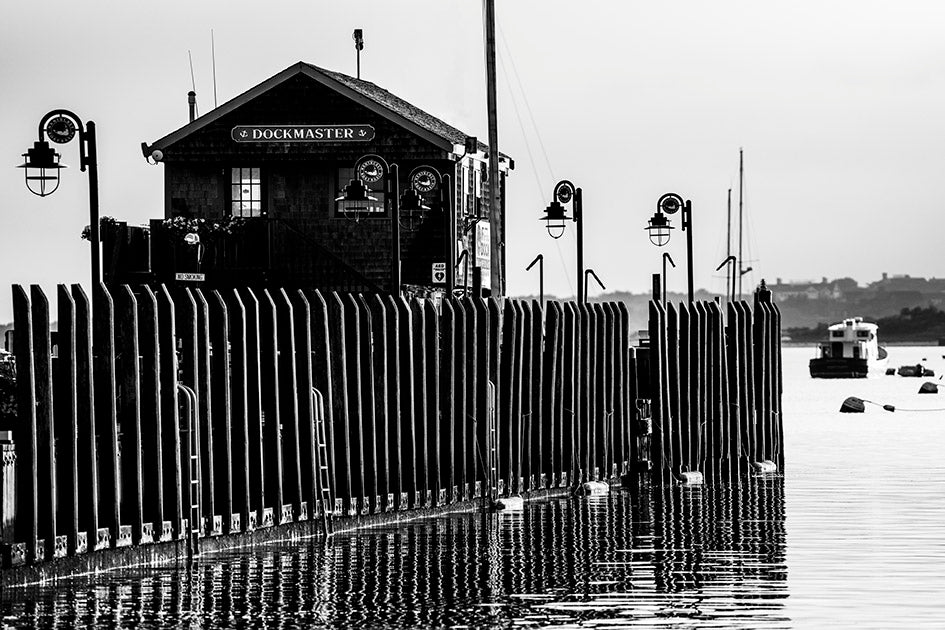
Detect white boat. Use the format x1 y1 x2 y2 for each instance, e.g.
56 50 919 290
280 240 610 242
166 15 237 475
809 317 888 378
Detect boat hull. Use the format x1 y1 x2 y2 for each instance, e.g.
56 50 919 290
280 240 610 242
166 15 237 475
809 356 888 378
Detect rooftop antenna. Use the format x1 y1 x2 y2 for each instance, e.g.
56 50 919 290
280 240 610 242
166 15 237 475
353 28 364 79
188 50 198 119
211 29 218 108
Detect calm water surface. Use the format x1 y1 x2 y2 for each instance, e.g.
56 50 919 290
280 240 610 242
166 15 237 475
3 346 945 628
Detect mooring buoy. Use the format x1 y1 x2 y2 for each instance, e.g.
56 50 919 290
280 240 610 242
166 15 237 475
679 471 704 485
919 382 939 394
840 396 865 413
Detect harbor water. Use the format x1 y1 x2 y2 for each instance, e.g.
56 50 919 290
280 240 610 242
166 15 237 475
2 346 944 628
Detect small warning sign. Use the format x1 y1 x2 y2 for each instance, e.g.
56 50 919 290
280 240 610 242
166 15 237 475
432 262 446 284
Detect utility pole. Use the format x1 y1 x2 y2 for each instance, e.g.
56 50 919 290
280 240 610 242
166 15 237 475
483 0 502 296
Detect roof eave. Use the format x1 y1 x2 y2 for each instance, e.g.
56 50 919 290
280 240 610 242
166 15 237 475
144 61 456 156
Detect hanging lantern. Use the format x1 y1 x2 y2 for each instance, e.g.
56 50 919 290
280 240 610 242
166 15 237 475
399 187 430 230
335 177 378 220
541 199 571 239
645 211 674 246
18 140 64 197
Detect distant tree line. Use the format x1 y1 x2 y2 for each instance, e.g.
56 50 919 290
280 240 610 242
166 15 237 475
786 305 945 343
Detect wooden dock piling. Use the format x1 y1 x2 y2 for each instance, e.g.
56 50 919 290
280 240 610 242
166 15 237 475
3 282 782 577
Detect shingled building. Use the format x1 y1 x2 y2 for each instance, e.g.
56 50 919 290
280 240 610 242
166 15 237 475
109 62 512 297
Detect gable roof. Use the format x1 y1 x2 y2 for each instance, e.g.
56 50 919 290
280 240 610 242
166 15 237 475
145 61 501 158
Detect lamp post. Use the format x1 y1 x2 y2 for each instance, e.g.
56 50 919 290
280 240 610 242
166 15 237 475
403 165 453 293
645 193 693 304
19 110 100 287
526 254 544 308
336 156 443 294
662 252 676 304
337 154 400 293
540 180 584 303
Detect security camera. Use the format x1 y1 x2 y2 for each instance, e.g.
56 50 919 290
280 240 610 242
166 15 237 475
151 149 164 162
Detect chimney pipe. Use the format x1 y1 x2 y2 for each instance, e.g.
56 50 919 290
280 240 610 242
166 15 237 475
188 91 197 123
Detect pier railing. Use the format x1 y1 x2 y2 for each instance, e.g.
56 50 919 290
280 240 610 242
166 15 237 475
3 285 654 569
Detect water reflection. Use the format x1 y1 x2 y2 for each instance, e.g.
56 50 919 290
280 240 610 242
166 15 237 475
2 479 787 628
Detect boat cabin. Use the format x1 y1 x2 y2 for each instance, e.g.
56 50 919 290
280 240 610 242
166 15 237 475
817 318 881 360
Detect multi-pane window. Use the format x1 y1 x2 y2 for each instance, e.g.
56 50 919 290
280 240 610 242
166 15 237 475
231 167 262 217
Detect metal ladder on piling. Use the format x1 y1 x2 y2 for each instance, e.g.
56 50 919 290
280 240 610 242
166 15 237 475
312 388 333 535
177 384 200 559
486 381 498 503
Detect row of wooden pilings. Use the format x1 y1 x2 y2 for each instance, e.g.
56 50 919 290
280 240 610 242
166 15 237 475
1 284 657 571
648 285 784 483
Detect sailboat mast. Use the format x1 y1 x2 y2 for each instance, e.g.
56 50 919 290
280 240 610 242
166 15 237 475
738 148 744 299
727 187 732 302
483 0 502 296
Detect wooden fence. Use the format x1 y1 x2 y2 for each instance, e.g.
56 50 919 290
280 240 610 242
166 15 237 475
3 284 653 568
647 286 783 483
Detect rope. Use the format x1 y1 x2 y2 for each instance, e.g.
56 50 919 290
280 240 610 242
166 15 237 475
856 397 945 413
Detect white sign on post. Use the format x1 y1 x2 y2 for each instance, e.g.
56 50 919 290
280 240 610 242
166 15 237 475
476 221 491 291
431 262 446 284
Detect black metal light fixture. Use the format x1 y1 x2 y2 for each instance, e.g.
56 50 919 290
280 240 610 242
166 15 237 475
336 154 399 292
398 167 433 232
541 197 571 239
19 141 64 196
647 192 694 303
405 164 453 291
540 180 586 303
336 157 453 293
19 110 101 287
334 177 378 220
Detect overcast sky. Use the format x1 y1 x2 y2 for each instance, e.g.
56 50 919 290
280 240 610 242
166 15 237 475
3 1 945 322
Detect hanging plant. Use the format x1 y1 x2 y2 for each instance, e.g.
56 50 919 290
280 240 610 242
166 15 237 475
80 216 120 241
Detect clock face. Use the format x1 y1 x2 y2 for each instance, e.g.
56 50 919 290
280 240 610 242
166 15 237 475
357 158 385 184
659 195 681 214
45 116 76 144
411 169 438 193
555 182 574 204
